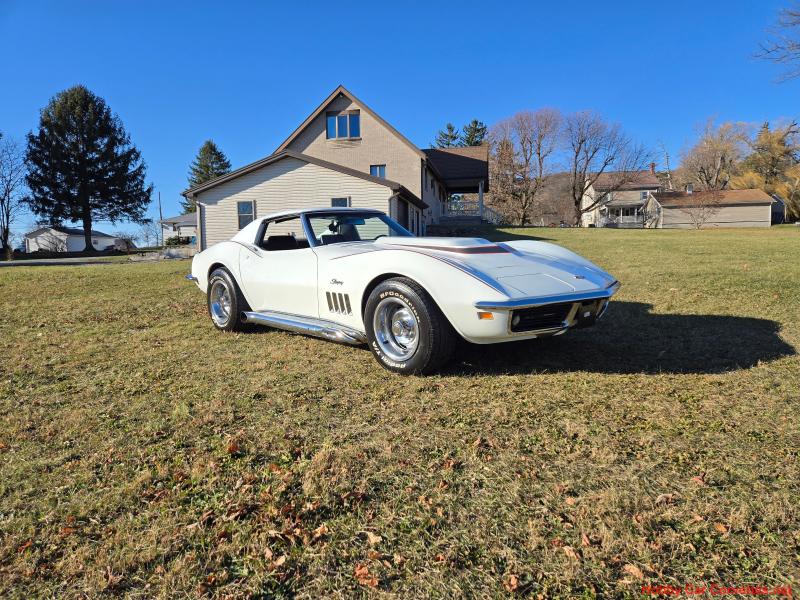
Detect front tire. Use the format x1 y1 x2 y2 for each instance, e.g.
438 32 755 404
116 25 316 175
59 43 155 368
207 268 250 332
364 278 457 375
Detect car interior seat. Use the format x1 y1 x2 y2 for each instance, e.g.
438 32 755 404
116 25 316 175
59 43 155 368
263 235 299 251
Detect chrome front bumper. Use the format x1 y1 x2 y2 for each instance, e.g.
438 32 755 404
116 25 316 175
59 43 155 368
473 281 620 337
473 280 621 311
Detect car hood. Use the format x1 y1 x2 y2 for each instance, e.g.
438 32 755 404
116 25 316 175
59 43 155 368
315 237 616 299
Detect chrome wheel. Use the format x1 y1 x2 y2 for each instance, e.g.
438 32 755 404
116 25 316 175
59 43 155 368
210 279 232 326
373 296 419 362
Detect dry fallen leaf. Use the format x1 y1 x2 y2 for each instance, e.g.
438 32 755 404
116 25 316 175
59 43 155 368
105 566 123 589
434 553 446 562
17 540 33 553
503 573 520 592
272 554 287 568
312 523 329 541
655 493 676 505
691 472 707 486
354 563 378 588
623 563 644 580
365 531 382 546
226 439 241 455
714 522 729 534
581 533 592 547
565 497 577 506
563 546 580 561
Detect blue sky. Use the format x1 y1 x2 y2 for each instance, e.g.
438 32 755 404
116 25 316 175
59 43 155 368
0 0 796 235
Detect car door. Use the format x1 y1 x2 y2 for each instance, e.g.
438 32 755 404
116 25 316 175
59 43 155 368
238 215 318 317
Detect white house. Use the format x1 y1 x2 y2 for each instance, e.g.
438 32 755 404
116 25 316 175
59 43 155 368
581 166 662 228
24 226 119 253
160 213 198 242
182 85 489 250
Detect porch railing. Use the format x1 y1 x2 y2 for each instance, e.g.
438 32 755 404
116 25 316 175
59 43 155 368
444 200 505 225
601 214 645 227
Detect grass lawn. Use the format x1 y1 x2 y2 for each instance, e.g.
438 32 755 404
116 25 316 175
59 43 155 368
1 227 798 598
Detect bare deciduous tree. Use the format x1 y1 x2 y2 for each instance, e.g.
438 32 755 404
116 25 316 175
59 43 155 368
113 230 138 252
679 189 723 230
489 109 562 225
759 6 800 81
563 111 651 224
138 221 161 248
0 135 27 260
678 120 746 192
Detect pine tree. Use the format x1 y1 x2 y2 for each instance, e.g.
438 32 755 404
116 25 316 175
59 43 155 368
184 140 232 212
460 119 488 146
434 123 461 148
25 85 152 253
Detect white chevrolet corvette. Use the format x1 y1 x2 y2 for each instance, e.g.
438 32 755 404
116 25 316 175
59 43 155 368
187 207 619 374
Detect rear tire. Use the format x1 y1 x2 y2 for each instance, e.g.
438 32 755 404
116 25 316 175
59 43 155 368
364 278 457 375
207 268 250 332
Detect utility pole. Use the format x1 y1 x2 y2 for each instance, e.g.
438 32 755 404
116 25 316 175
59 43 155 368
157 191 164 247
659 142 674 191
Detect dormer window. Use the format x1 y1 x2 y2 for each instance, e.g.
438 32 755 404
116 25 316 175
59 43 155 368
326 111 360 139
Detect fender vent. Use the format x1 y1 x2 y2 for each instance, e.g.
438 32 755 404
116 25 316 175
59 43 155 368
326 292 352 315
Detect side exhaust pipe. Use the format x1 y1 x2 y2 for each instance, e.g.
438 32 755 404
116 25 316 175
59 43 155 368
242 311 367 346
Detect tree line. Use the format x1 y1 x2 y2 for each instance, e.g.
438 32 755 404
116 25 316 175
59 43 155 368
467 109 651 226
441 109 800 227
0 85 233 259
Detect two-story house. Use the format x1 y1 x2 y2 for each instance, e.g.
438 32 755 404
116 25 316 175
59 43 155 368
184 86 489 250
580 165 661 228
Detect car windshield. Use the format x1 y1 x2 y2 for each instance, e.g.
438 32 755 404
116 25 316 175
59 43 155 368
306 212 413 246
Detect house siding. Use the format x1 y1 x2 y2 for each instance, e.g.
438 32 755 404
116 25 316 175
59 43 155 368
282 95 423 200
195 157 396 249
660 203 772 228
581 185 659 226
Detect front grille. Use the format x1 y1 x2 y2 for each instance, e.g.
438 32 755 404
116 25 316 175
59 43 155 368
510 302 572 332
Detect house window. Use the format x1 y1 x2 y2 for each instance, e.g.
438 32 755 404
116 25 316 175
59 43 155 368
370 164 386 178
326 111 360 139
237 201 254 229
331 197 350 207
641 191 649 201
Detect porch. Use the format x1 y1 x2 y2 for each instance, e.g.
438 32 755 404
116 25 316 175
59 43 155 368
599 204 646 228
423 145 495 225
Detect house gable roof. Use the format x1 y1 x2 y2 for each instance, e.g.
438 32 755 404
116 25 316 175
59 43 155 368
182 149 427 210
653 188 773 207
593 170 661 191
161 213 197 226
274 85 426 160
25 225 114 239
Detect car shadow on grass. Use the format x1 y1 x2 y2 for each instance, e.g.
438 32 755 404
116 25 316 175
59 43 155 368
448 301 795 375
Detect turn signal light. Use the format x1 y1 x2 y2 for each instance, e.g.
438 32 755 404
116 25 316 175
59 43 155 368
477 311 494 320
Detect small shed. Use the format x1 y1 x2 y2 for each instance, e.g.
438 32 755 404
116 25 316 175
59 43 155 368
646 189 773 229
